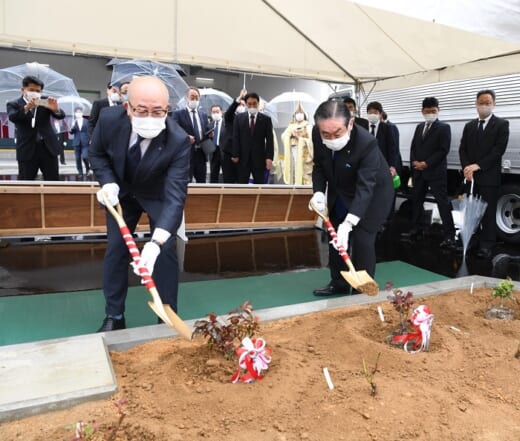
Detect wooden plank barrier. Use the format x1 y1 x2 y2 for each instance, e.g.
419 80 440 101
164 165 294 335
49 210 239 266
0 182 315 237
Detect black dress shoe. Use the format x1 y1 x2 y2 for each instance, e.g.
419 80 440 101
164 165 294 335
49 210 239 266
476 248 493 259
97 316 126 332
313 284 351 296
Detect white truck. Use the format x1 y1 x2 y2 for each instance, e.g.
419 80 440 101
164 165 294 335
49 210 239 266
338 74 520 244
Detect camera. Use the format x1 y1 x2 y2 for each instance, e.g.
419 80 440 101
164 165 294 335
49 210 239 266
36 98 50 107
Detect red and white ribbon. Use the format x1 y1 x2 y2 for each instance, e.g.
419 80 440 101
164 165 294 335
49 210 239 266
392 305 434 353
231 337 272 384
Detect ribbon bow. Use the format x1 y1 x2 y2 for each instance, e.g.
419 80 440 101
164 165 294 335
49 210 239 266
231 337 272 383
392 305 434 353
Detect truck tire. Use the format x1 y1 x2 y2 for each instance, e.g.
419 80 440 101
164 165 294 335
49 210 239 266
496 184 520 244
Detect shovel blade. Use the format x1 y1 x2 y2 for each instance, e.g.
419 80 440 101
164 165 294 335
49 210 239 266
148 301 192 340
340 270 379 296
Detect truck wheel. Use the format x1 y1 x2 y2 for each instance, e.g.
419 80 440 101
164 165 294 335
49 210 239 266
496 184 520 244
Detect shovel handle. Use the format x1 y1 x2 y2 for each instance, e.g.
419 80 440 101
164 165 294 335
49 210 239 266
309 200 356 272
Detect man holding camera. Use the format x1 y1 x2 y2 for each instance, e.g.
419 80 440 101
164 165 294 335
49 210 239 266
7 75 66 181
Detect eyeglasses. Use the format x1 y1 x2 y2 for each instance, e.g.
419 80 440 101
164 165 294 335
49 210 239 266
129 103 169 118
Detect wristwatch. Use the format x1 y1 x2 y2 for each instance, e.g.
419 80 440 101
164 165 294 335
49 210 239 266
150 239 163 248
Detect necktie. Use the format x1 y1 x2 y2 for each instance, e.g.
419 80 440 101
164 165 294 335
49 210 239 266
213 121 220 146
126 135 143 182
370 124 375 136
250 115 255 136
477 119 485 140
191 110 201 143
422 122 431 139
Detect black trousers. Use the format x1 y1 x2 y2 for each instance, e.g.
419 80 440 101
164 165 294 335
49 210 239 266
190 147 207 183
18 140 59 181
328 213 378 287
209 146 221 183
103 196 179 316
221 151 238 183
410 174 455 239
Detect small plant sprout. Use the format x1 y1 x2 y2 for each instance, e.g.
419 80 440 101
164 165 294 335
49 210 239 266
107 397 127 441
66 421 96 440
492 277 515 307
193 301 261 359
386 282 414 334
362 352 381 397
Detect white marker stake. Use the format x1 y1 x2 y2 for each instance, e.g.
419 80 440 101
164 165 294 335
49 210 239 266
470 283 474 294
323 367 334 390
377 306 385 322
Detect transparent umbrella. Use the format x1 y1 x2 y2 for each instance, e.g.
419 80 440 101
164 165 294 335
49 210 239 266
269 91 318 128
57 96 92 132
453 179 488 276
0 62 79 110
177 88 233 114
110 59 189 109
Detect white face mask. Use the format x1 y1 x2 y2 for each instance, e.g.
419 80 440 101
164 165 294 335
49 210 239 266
423 113 437 123
188 100 199 110
75 112 83 119
322 130 350 151
25 91 41 101
110 92 120 103
131 116 166 139
366 113 380 124
477 105 494 118
295 112 305 122
211 112 222 122
236 106 246 114
248 108 259 116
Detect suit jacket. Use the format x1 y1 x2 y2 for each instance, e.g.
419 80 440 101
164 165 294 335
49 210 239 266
312 125 394 232
459 114 509 186
232 112 274 169
88 98 111 137
172 107 210 144
7 96 66 161
88 106 191 234
375 121 401 173
410 119 451 180
70 118 90 147
221 100 240 154
211 118 225 147
354 116 369 130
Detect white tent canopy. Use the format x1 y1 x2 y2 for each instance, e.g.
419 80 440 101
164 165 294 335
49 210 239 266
0 0 519 90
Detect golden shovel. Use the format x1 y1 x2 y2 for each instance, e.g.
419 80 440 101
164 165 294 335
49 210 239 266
310 201 379 296
102 193 192 339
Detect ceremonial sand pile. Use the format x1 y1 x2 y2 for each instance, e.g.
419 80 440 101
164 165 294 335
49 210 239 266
2 287 520 441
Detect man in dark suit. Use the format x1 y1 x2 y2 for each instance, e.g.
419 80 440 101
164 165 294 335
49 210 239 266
89 76 190 332
209 104 224 183
343 97 369 130
408 97 455 247
88 82 121 137
221 89 247 183
7 75 66 181
366 101 401 177
172 87 210 183
310 101 393 296
70 107 91 179
232 92 274 184
459 89 510 259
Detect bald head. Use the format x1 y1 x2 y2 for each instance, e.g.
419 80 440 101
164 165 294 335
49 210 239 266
126 76 169 117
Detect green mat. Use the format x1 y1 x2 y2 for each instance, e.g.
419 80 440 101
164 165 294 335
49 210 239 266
0 261 447 346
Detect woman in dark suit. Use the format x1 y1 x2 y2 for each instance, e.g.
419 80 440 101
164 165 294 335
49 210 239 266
310 100 394 296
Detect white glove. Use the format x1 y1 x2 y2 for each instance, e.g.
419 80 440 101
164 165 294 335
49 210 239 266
309 191 326 214
96 183 120 207
136 241 161 276
335 221 353 251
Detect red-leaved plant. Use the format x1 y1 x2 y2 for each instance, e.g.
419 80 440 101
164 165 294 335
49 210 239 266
386 281 414 334
192 300 260 359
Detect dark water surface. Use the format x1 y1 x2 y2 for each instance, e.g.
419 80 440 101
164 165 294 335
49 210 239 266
0 213 518 297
